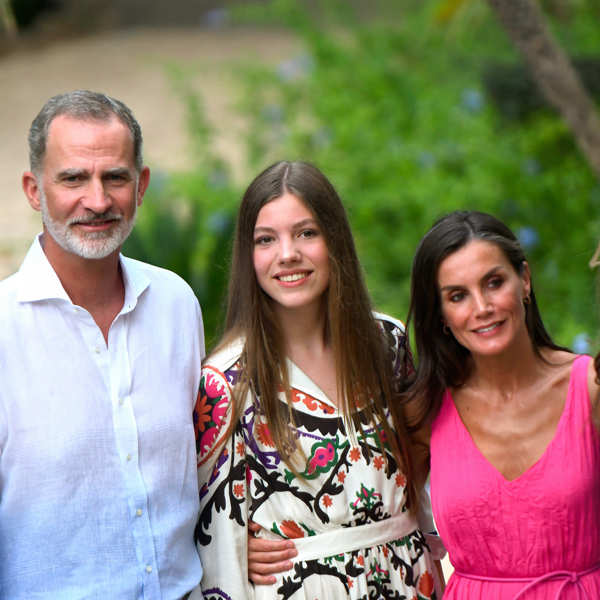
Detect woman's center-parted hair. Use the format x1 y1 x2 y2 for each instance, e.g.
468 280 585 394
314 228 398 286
217 160 420 509
225 161 362 333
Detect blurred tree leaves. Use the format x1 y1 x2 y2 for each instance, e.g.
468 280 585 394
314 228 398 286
127 0 600 351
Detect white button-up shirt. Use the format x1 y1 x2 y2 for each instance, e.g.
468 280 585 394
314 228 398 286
0 237 205 599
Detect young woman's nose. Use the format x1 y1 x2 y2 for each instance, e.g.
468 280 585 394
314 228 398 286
279 236 300 262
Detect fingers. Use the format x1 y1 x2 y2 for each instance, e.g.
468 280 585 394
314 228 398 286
248 546 297 568
247 520 298 585
249 571 277 585
248 520 262 536
248 536 296 553
249 558 295 585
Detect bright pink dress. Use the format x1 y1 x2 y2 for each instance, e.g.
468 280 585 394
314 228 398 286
431 355 600 599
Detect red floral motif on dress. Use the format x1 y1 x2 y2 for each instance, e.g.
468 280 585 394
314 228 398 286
418 571 435 598
291 389 335 414
322 494 332 508
195 392 212 434
373 456 384 471
349 447 361 462
395 472 407 488
280 520 305 539
233 483 244 498
255 422 275 447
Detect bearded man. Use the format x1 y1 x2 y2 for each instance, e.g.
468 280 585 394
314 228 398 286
0 90 205 599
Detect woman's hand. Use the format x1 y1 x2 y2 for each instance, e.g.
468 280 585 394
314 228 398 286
248 521 298 585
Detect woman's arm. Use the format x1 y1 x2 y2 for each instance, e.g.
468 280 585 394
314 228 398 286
195 364 254 596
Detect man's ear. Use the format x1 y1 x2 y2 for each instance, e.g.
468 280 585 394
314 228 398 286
136 166 150 207
23 172 42 211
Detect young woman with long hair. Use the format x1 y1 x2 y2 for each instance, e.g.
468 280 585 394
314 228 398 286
193 161 443 599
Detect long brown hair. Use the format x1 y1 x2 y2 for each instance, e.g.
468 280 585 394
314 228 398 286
215 160 417 508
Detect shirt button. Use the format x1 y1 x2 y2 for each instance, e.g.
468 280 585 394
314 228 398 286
94 347 101 354
126 453 132 461
119 397 125 406
136 508 143 517
145 565 152 573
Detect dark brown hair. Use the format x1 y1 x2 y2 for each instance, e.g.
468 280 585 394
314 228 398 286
215 160 417 507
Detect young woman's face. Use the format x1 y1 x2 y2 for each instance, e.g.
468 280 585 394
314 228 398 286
437 240 531 358
253 192 330 315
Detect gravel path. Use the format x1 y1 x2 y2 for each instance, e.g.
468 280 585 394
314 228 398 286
0 27 299 277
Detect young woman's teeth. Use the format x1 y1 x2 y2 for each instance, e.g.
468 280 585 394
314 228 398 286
279 273 306 282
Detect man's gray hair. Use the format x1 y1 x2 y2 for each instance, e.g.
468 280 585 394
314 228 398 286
28 90 143 174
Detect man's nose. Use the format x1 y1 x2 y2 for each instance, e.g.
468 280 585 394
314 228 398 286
81 179 112 214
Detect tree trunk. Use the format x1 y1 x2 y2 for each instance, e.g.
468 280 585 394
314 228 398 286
0 0 18 37
487 0 600 178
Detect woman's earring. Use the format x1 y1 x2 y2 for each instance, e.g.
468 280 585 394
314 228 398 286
442 322 450 335
523 295 531 305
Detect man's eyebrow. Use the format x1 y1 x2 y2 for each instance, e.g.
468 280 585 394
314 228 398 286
56 168 88 179
103 167 133 177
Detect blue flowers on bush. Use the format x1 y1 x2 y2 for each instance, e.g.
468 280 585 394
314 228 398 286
277 54 314 82
572 333 590 354
516 226 539 251
207 212 232 234
522 158 541 175
461 88 484 113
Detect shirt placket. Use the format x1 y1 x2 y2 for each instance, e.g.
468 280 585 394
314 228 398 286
78 305 162 600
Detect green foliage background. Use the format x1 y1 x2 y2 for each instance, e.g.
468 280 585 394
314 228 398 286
124 0 600 352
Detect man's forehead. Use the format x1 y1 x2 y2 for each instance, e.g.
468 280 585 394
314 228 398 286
44 114 135 164
47 113 129 138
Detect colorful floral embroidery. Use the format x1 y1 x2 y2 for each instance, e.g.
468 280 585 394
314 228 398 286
196 317 437 600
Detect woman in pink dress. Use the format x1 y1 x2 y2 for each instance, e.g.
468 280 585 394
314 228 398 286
404 210 600 598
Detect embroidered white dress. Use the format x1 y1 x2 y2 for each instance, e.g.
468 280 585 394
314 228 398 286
194 314 441 600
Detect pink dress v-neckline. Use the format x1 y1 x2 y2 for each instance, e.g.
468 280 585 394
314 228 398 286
431 355 600 599
444 374 571 484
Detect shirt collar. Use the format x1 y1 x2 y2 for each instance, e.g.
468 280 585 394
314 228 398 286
16 234 151 310
286 358 337 408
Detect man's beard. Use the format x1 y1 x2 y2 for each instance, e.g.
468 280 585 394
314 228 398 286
39 187 137 260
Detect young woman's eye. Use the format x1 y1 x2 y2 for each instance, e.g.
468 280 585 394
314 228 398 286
299 228 319 239
488 277 503 289
254 235 273 246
